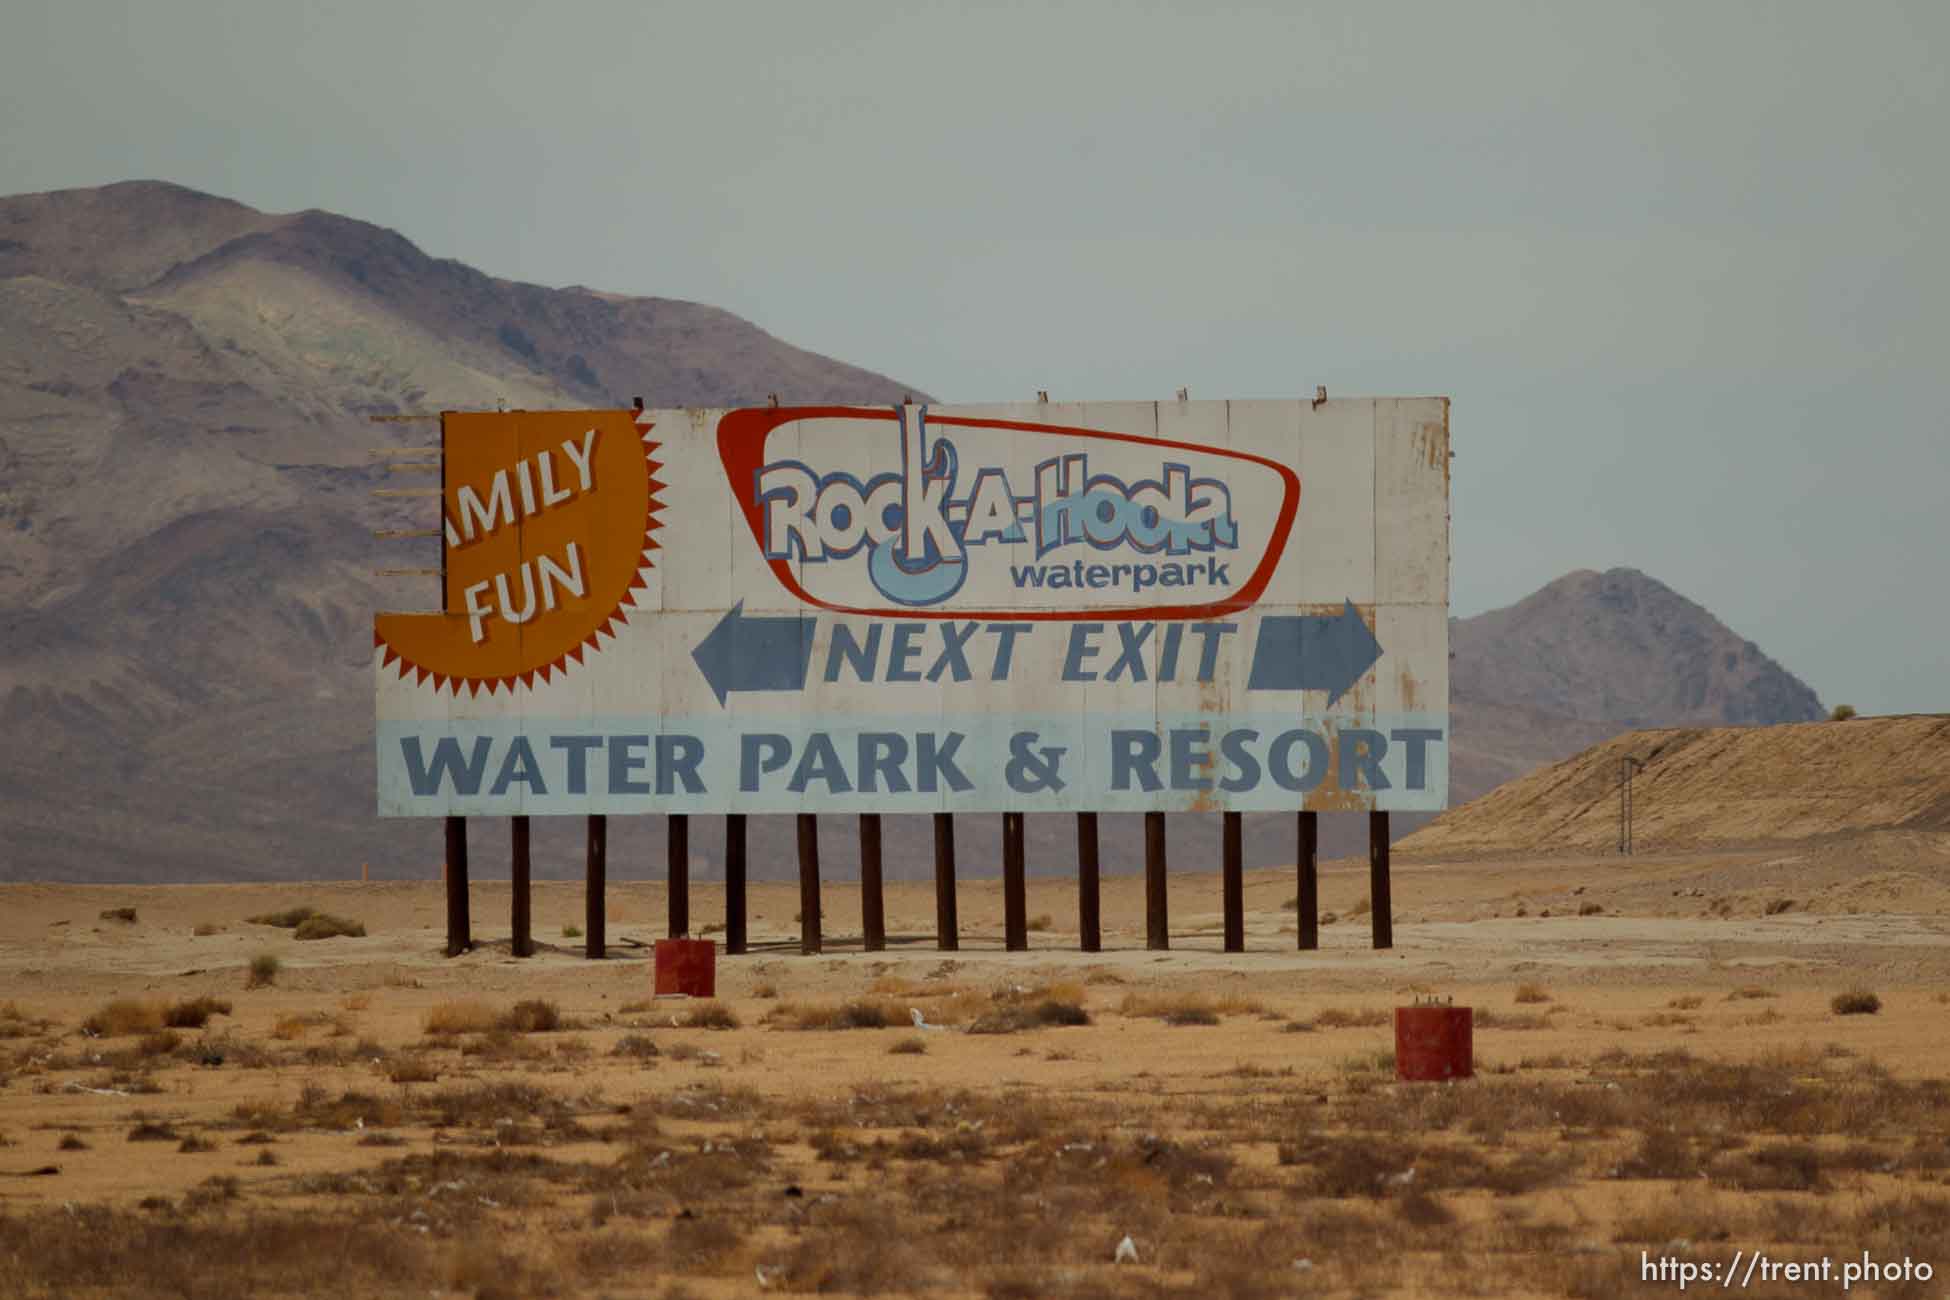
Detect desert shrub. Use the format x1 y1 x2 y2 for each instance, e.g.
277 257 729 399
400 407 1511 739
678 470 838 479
888 1036 927 1055
562 924 582 938
1711 1142 1826 1192
246 906 318 929
1026 914 1053 932
388 1056 441 1084
1513 983 1550 1004
1832 990 1881 1016
614 1034 661 1060
247 954 280 988
663 1214 745 1269
1618 1129 1702 1180
683 1002 740 1030
127 1120 179 1143
765 999 874 1031
192 922 222 937
1578 902 1603 916
0 1208 443 1294
1830 704 1857 721
832 1000 894 1030
139 1030 182 1058
1397 1189 1456 1226
1726 986 1777 1000
968 1000 1090 1034
294 914 366 940
498 999 562 1033
1118 991 1265 1023
99 907 138 923
1667 995 1704 1010
163 996 233 1029
83 999 164 1037
0 1002 46 1039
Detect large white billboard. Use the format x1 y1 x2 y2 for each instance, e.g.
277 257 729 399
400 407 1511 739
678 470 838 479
375 399 1450 816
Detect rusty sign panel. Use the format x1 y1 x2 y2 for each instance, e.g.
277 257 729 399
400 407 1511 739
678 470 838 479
375 399 1450 816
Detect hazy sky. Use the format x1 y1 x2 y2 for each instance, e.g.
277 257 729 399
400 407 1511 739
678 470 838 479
4 2 1945 715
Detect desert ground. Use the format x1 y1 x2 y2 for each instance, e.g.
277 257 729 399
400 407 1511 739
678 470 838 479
3 835 1948 1298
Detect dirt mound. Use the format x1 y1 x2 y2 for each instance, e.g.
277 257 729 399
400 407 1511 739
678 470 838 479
1401 715 1950 856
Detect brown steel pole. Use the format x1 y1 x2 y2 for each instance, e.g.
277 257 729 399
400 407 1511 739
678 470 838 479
1297 810 1320 951
444 815 470 957
1222 810 1244 953
1002 812 1028 950
933 812 959 951
585 814 606 959
1369 810 1393 950
668 814 690 938
859 813 886 952
724 813 748 955
1076 812 1101 953
797 813 821 955
1144 810 1169 950
510 815 532 958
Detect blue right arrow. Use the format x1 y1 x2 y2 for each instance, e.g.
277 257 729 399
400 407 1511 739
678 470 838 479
691 602 815 707
1247 599 1383 706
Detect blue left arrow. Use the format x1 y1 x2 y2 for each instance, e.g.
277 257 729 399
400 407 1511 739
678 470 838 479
691 602 816 707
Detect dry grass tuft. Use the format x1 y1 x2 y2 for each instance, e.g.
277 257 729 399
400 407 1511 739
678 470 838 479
272 1014 331 1041
1311 1006 1392 1030
99 907 138 923
1832 989 1881 1016
191 922 222 937
1726 986 1777 1001
888 1036 928 1055
613 1034 660 1060
163 995 233 1029
247 953 280 988
498 999 562 1033
424 1000 499 1036
83 999 165 1037
1513 983 1551 1004
1667 994 1704 1010
1026 913 1054 932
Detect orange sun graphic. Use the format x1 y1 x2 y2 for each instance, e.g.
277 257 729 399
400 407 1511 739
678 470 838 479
374 408 666 695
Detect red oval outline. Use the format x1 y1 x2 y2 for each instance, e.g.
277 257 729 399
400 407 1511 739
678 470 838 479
718 406 1299 621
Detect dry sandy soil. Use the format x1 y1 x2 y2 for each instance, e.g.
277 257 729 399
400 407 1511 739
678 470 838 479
4 836 1949 1298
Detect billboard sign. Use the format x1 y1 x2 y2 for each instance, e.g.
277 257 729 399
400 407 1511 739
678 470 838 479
376 399 1450 816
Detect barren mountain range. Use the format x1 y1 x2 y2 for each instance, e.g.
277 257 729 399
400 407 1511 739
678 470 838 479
0 181 1825 884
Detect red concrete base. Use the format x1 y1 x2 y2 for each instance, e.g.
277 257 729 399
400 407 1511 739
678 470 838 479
1394 1005 1473 1081
653 938 716 997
